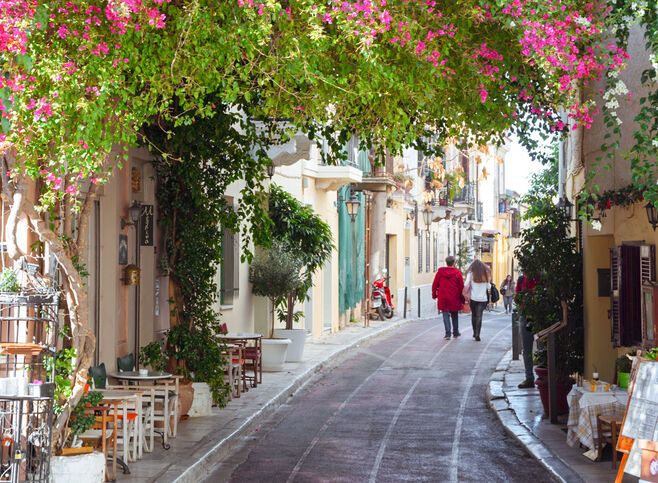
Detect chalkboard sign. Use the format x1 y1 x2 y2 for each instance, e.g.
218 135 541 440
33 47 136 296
140 204 154 246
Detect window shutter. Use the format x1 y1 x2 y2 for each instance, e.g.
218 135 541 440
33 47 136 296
640 245 656 284
610 247 621 347
640 245 656 344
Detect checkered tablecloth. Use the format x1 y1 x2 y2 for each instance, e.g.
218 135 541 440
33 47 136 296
566 386 628 450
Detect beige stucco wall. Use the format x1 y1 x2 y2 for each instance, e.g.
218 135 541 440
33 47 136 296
569 25 656 381
93 149 163 370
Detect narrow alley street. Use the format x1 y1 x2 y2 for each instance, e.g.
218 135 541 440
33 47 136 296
206 311 553 483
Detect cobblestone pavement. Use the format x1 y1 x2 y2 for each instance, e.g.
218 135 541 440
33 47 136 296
205 310 555 483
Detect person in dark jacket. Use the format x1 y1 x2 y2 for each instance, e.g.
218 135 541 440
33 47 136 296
432 256 465 340
516 271 538 388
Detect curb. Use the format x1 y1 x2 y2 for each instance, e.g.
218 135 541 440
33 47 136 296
486 350 584 483
173 314 436 483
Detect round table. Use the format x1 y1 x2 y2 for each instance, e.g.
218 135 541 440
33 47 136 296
110 371 173 382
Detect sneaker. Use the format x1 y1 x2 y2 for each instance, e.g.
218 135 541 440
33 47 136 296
444 335 451 340
475 336 481 341
453 332 461 338
517 379 535 389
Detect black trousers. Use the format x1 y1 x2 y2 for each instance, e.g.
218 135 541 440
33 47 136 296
470 301 488 337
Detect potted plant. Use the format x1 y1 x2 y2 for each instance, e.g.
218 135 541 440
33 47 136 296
50 376 106 483
266 186 333 362
514 193 583 418
249 242 304 370
140 340 195 418
616 354 632 389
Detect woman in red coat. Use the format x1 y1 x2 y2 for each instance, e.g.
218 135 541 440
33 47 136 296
432 255 465 340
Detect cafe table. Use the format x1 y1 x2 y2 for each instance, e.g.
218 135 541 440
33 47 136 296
566 384 629 451
109 371 177 449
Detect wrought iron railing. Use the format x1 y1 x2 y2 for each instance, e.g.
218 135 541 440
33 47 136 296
454 181 476 205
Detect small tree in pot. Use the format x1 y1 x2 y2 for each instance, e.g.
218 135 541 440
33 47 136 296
514 161 583 416
267 185 333 330
250 243 305 371
250 243 305 339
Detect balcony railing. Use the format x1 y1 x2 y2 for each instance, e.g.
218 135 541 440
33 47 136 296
453 181 476 206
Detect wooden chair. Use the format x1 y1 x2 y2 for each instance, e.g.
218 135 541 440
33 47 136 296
223 345 244 399
79 402 119 481
240 341 262 388
596 413 623 469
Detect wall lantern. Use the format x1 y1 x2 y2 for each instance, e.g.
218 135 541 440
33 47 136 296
266 164 276 179
345 192 361 223
646 201 658 231
121 200 142 229
421 204 433 228
123 264 140 285
557 194 574 221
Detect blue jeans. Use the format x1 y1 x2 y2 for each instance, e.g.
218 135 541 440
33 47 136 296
442 311 459 336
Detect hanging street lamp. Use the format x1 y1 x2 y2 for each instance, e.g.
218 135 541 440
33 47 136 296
422 204 433 228
345 192 361 223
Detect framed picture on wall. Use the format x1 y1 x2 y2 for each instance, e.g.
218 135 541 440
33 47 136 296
119 234 128 265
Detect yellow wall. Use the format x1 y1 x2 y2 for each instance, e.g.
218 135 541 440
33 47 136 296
582 233 616 382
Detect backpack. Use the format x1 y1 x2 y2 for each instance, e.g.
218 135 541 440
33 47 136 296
489 283 500 303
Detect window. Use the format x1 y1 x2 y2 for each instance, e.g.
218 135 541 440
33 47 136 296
426 232 430 272
219 199 239 306
418 230 423 273
447 225 451 256
610 244 656 347
432 233 438 272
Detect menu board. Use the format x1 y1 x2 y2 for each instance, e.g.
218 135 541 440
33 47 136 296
617 359 658 480
620 361 658 441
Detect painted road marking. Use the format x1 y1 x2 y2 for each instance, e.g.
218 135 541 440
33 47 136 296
286 320 442 483
368 377 422 483
448 321 508 483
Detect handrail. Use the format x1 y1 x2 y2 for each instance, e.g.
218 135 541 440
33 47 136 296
536 301 569 341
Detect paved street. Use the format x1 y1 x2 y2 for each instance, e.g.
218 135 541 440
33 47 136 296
206 311 554 482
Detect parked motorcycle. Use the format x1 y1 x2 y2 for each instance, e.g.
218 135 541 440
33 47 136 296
371 269 394 320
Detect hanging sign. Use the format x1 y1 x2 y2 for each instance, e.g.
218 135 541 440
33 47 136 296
140 204 154 246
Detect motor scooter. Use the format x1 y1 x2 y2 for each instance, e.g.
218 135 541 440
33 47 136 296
371 269 394 320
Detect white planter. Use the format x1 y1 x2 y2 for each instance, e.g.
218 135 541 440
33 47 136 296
188 382 212 417
50 452 105 483
273 329 306 362
261 338 291 372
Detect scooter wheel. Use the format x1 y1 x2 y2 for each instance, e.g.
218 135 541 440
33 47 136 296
377 306 385 321
384 307 394 319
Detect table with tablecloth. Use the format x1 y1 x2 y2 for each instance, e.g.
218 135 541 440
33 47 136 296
566 385 629 450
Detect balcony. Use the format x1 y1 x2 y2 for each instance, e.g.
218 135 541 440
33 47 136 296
454 182 476 206
303 163 363 191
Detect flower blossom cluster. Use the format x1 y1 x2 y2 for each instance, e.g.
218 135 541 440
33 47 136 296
0 0 170 198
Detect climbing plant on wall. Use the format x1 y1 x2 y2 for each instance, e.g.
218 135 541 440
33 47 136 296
147 103 274 404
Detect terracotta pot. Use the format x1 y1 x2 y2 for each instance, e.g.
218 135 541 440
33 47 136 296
177 380 194 418
534 366 572 416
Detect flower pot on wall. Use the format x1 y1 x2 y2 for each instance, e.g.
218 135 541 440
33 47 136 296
50 451 105 483
273 329 306 362
617 371 630 390
262 338 292 371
